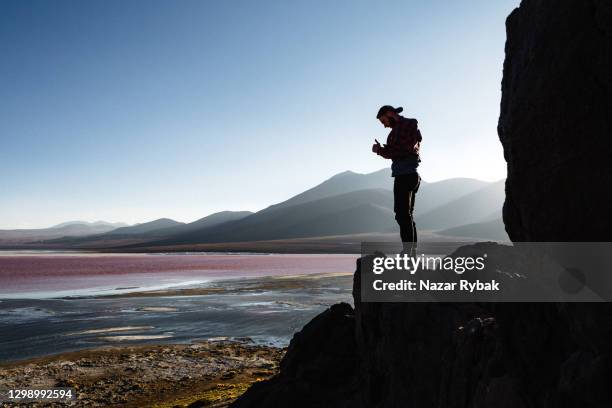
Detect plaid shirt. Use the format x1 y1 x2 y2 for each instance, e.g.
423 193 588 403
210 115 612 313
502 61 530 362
377 117 422 160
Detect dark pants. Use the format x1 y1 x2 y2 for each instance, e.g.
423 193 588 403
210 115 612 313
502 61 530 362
393 172 420 247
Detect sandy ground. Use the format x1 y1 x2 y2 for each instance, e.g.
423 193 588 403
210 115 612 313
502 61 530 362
0 340 284 407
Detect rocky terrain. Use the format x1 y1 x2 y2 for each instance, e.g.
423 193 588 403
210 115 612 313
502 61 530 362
231 247 612 408
230 1 612 407
0 341 284 408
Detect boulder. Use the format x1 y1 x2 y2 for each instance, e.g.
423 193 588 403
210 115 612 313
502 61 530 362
231 302 361 408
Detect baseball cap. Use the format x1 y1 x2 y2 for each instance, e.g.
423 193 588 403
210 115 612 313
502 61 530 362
376 105 403 119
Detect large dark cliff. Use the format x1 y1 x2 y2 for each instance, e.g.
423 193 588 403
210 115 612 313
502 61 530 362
499 0 612 241
231 1 612 407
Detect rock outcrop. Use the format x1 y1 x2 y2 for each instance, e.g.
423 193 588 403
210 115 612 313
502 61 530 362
232 253 612 408
230 302 361 407
232 1 612 407
498 0 612 241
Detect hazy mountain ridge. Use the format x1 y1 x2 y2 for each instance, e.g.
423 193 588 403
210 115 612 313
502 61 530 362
150 188 397 245
416 180 506 230
412 178 490 216
0 221 128 242
130 171 505 247
42 212 254 246
260 170 490 217
1 169 507 248
105 218 185 235
51 220 128 229
437 217 508 241
260 169 394 212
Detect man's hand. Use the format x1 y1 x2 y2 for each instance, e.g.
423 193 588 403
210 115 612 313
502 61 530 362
372 139 381 154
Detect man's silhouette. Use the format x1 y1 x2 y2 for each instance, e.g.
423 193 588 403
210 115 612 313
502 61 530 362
372 105 422 254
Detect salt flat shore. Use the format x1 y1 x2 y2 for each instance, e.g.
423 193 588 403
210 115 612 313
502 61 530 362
93 271 353 299
0 340 284 408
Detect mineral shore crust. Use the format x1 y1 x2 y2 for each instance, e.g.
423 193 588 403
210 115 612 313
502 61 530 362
0 341 284 408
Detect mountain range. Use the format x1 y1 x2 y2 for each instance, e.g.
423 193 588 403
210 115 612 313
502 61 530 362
0 169 509 249
0 221 127 243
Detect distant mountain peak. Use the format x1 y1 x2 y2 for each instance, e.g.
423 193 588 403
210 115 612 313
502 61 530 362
51 220 127 228
329 169 390 179
153 217 179 223
331 170 357 178
51 221 88 228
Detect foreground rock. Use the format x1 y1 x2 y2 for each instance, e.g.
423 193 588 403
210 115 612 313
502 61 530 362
229 302 360 407
232 250 612 408
0 341 284 408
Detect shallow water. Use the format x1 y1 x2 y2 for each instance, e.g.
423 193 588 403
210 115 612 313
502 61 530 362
0 252 356 362
0 251 356 298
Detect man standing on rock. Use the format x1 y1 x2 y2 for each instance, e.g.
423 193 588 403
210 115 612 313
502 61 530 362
372 105 422 254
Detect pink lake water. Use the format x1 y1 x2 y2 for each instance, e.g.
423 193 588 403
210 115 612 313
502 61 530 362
0 251 359 361
0 251 358 298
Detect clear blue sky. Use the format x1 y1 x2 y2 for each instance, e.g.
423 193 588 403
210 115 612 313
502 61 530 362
1 0 519 228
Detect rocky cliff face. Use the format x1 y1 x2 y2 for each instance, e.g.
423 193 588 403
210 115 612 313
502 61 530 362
232 255 612 408
232 1 612 407
498 0 612 241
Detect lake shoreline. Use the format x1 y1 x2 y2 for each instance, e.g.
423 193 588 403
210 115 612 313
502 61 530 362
69 271 354 299
0 267 354 363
